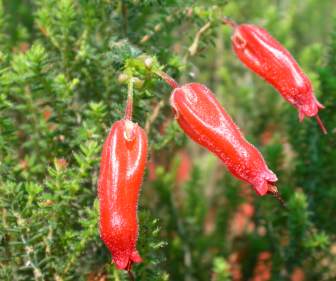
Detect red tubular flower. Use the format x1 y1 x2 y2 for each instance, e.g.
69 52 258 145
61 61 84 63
98 81 148 270
224 19 327 134
158 72 282 199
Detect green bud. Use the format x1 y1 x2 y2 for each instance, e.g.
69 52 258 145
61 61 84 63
144 57 154 69
132 77 144 89
118 73 129 84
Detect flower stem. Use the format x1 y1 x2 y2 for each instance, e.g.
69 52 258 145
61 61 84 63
156 70 179 89
124 78 134 120
222 17 238 29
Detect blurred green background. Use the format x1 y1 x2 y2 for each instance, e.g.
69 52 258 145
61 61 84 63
1 0 336 280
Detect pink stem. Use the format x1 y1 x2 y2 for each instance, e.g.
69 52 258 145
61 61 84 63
124 98 133 121
156 71 179 89
124 79 133 120
315 114 327 134
222 17 238 29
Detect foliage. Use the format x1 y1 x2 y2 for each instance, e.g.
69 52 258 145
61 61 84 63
0 0 335 280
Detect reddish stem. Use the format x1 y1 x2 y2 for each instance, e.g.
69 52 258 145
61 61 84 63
267 184 286 209
156 70 179 89
315 114 327 134
222 17 238 29
124 79 134 120
124 98 133 121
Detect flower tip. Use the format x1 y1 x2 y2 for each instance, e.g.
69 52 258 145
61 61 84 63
315 115 327 134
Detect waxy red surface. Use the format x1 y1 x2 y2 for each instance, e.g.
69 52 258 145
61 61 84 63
98 119 147 270
170 82 277 195
231 24 326 132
